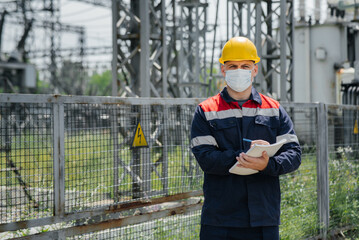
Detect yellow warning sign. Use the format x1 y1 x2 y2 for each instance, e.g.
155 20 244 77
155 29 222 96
131 122 149 148
354 120 358 135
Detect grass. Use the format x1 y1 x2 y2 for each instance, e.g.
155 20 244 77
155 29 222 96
328 148 359 236
279 152 319 239
279 146 359 240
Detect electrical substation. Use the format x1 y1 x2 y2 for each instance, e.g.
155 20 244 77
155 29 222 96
2 1 359 239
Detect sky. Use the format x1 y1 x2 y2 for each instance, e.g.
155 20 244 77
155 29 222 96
0 0 112 74
60 0 112 49
59 0 112 71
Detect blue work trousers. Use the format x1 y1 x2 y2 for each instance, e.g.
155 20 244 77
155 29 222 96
200 224 279 240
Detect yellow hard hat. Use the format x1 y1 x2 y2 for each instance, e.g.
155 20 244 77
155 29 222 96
219 36 260 64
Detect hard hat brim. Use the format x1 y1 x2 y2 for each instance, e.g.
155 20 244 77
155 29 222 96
219 57 261 64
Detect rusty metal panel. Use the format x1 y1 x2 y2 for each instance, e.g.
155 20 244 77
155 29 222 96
10 202 202 240
0 190 202 233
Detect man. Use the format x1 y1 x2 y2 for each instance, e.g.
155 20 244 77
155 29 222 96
190 36 301 240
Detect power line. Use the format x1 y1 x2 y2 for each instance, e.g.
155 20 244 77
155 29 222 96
60 5 96 17
28 46 112 58
6 18 84 33
61 13 110 23
68 0 110 8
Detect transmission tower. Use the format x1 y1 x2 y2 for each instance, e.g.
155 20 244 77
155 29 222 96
110 0 172 97
0 0 87 94
110 0 208 98
111 0 293 100
178 0 208 98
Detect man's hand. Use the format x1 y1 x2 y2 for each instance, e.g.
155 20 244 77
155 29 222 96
236 140 270 171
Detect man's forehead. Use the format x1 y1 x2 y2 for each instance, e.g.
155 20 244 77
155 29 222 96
224 60 255 66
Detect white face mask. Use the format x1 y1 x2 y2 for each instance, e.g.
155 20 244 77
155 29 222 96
225 68 253 92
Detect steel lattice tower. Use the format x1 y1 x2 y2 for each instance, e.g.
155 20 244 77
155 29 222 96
111 0 171 97
228 0 293 101
111 0 208 98
111 0 293 100
178 1 208 98
0 0 87 93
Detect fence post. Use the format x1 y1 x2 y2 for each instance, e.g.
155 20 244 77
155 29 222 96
141 105 151 196
163 105 169 195
53 101 65 220
112 106 119 204
4 106 12 207
316 102 329 239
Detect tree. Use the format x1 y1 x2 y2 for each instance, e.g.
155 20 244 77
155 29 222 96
59 60 87 95
85 70 112 96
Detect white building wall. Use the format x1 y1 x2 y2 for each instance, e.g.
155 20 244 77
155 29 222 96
293 24 347 104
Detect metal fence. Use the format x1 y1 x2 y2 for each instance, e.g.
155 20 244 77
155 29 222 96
0 94 359 239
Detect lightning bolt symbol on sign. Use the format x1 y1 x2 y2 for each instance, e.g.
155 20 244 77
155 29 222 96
131 122 148 148
137 128 141 143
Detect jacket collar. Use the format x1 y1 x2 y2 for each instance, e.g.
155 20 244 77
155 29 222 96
220 86 262 105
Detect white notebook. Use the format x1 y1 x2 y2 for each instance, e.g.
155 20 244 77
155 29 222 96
229 139 287 175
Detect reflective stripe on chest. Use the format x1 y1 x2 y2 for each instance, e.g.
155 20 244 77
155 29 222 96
204 107 279 121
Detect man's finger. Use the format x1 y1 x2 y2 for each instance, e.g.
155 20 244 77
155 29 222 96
237 154 249 166
250 140 270 147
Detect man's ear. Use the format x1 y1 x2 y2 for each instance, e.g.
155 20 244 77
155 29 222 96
221 65 226 77
252 64 259 77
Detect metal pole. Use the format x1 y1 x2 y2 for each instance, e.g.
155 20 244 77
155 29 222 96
316 103 329 239
280 0 287 101
195 5 200 97
111 0 120 203
246 0 251 38
266 1 273 93
139 0 151 197
180 106 186 191
141 105 151 197
179 5 184 98
139 0 150 97
111 0 119 96
238 2 244 36
0 10 7 57
172 0 179 98
5 107 11 207
162 105 169 195
308 17 313 103
289 0 294 101
227 0 229 40
203 5 207 97
255 0 263 89
53 102 65 217
50 0 58 91
208 0 220 96
231 1 234 37
111 106 119 203
162 0 168 97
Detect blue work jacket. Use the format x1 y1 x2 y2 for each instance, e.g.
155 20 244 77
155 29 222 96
190 87 301 227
